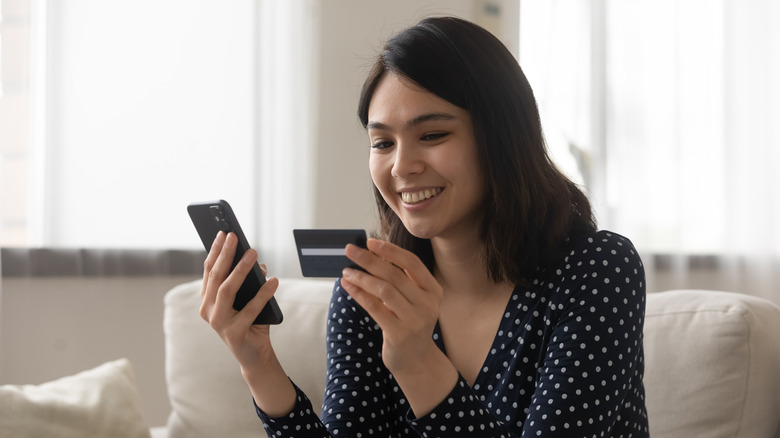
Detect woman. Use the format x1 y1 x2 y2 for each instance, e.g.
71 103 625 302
200 16 649 437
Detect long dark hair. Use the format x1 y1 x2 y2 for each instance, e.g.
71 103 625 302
358 17 596 286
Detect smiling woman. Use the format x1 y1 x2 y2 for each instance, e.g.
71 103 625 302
366 74 484 244
199 16 649 438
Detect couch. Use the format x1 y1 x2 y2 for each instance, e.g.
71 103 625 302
3 278 779 437
159 279 780 438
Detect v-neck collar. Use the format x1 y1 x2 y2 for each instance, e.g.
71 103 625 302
431 285 521 389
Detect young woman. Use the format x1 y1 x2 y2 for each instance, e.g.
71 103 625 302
200 16 649 437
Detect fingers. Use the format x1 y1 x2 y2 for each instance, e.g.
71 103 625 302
344 239 438 301
341 268 410 319
212 246 258 320
200 231 231 322
201 231 227 299
365 239 440 292
237 277 279 327
199 231 278 331
342 239 443 326
200 232 267 327
343 245 409 310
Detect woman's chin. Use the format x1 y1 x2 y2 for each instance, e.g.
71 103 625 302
401 223 439 240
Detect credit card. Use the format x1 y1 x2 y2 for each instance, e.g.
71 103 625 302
293 229 368 277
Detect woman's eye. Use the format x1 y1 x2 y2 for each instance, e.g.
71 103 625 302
421 132 448 142
371 141 394 150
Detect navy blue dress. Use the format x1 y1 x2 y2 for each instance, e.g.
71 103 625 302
258 231 650 437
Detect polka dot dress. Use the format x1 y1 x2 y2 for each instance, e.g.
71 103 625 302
257 231 649 437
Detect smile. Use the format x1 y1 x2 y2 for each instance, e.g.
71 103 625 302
401 188 443 205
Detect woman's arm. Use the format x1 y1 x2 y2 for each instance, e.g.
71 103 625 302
258 280 409 437
340 239 460 417
520 232 649 437
339 240 522 437
199 231 296 416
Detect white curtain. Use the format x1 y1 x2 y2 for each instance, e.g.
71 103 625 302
520 0 780 304
254 0 319 278
20 0 259 249
5 0 321 278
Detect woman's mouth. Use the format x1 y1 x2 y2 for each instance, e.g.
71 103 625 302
401 188 443 205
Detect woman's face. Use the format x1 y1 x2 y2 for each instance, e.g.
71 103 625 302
367 73 484 242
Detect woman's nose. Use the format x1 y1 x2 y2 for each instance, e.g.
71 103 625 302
391 143 424 178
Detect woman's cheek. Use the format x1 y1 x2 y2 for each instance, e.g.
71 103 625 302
369 157 394 203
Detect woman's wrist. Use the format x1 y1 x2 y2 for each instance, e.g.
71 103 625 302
390 345 460 418
240 356 297 418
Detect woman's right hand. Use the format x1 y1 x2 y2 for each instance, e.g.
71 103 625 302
199 231 279 371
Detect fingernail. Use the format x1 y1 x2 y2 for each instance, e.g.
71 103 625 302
242 249 256 264
345 243 362 256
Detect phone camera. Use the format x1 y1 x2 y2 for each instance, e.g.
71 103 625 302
209 206 231 232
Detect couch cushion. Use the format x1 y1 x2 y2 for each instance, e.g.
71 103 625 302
0 358 151 438
163 278 333 438
644 290 780 438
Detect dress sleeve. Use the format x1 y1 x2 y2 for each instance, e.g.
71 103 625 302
406 377 519 437
256 280 401 437
318 280 405 435
521 232 647 436
255 382 328 437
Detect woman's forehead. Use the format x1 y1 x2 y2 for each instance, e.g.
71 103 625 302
367 73 466 128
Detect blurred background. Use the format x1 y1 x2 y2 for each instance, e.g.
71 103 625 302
1 0 778 427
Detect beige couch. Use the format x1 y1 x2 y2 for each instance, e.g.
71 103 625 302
5 278 776 437
157 279 780 438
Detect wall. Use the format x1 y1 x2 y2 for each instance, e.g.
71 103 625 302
0 275 195 427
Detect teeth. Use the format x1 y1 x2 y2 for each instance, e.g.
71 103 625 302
402 188 441 204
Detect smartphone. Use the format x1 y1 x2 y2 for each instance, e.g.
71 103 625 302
187 200 283 325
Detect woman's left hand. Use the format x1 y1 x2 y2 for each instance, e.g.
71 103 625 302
340 238 450 385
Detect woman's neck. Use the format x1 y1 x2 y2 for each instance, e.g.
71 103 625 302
430 234 505 298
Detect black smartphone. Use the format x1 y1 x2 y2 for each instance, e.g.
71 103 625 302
187 200 283 325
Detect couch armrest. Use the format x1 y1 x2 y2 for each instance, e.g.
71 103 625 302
644 290 780 438
162 278 334 438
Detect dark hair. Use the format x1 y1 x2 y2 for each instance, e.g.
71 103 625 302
358 16 596 286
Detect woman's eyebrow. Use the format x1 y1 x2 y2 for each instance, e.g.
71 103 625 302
367 112 456 132
407 112 455 127
366 121 391 131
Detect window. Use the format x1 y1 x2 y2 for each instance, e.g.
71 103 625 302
0 0 32 246
1 0 258 249
520 0 780 257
